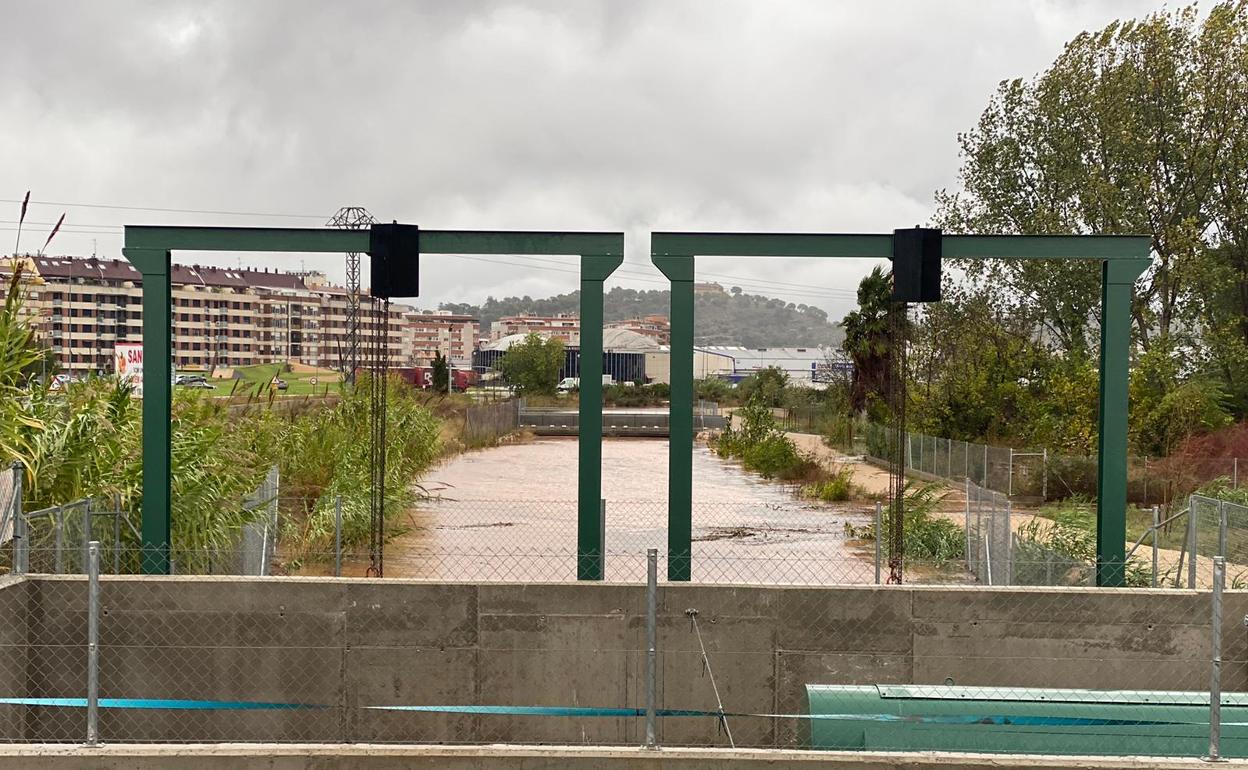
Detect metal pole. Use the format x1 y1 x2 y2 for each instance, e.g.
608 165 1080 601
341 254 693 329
1007 448 1014 498
55 505 64 574
982 443 988 488
1189 505 1199 590
1210 556 1225 762
12 461 26 576
1151 506 1159 589
334 495 343 578
86 540 100 747
112 494 121 575
874 501 882 585
1041 449 1048 502
644 548 658 750
1234 458 1239 490
964 479 972 573
1219 501 1228 562
1004 499 1012 586
82 500 92 573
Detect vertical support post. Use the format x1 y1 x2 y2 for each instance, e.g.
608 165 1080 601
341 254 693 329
1007 448 1014 498
334 495 343 578
123 247 173 574
81 500 91 573
965 479 972 573
1096 258 1150 587
1189 503 1199 590
653 255 694 581
1210 556 1225 762
112 494 121 575
1004 500 1012 586
982 444 988 487
644 548 658 750
1234 458 1239 489
577 254 622 581
874 501 883 585
11 461 26 576
1151 506 1159 589
54 505 64 574
86 540 100 747
1041 449 1048 502
1218 501 1229 561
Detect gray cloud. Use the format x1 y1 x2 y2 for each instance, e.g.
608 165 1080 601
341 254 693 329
3 0 1158 320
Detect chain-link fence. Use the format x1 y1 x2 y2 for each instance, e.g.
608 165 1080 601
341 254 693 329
834 420 1245 507
1 546 1242 759
0 464 280 578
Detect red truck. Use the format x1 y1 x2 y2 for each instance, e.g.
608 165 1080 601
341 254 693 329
393 366 478 392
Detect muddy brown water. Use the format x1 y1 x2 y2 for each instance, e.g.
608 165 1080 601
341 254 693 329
330 438 875 583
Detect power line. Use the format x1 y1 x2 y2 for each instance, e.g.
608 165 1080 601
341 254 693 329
0 198 328 219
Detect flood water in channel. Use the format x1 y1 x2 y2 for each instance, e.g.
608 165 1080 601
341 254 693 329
345 438 876 583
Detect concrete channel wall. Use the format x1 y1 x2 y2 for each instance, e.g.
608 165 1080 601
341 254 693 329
0 576 1241 748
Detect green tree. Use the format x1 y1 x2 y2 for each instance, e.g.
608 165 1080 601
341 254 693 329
430 352 450 392
736 366 789 408
498 333 565 396
935 3 1248 363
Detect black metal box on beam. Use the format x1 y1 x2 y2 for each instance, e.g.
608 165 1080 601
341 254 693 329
369 223 420 299
891 227 942 303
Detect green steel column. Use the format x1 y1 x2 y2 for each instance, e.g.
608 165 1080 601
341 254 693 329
653 255 694 581
123 247 173 574
578 254 623 580
1096 258 1150 586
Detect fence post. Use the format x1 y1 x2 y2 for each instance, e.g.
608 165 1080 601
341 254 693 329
86 540 100 747
964 479 972 573
82 500 92 573
1210 556 1225 762
1151 506 1159 589
334 495 343 578
1219 501 1229 562
874 501 882 585
645 548 658 750
1004 499 1012 586
1235 457 1239 490
12 461 26 576
1007 449 1014 498
1189 504 1199 590
1041 449 1048 502
55 504 64 574
112 494 121 575
982 444 988 488
600 498 607 578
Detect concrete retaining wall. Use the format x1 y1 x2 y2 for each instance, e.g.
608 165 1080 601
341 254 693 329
0 576 1239 747
5 744 1244 770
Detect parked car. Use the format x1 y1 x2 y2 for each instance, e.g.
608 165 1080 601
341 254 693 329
272 378 288 391
176 374 207 386
183 380 215 390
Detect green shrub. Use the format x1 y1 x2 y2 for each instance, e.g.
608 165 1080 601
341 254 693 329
801 465 855 502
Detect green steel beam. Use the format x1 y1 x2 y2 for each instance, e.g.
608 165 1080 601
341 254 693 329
122 247 172 574
1097 258 1152 586
652 231 1151 584
123 225 624 575
125 226 623 257
651 232 1150 260
577 255 624 579
654 255 694 581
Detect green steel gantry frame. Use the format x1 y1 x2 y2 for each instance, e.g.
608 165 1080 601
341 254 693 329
651 231 1151 586
123 225 623 577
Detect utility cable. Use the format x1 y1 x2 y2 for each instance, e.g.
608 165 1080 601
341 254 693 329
685 608 734 748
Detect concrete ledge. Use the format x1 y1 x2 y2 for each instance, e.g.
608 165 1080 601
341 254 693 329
2 745 1245 770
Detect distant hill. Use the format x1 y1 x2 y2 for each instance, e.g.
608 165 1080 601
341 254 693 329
440 286 843 348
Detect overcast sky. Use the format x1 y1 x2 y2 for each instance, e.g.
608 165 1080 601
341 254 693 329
3 0 1162 321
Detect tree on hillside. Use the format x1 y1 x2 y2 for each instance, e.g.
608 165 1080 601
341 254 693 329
935 2 1248 369
841 266 897 418
498 333 565 397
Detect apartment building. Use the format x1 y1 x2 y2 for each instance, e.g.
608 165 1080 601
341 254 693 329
1 255 460 377
399 310 480 367
607 314 670 345
490 313 580 345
